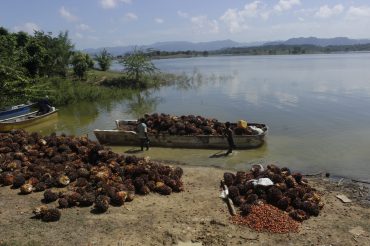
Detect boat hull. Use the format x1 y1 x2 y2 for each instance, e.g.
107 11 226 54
0 104 33 120
94 128 267 149
0 110 58 132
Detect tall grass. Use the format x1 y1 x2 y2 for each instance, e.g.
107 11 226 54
0 69 186 108
26 77 134 106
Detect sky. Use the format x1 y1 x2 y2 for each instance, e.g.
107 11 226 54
1 0 370 49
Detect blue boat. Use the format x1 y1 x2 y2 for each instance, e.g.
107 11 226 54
0 103 35 120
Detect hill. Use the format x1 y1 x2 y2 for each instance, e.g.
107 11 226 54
84 40 259 55
84 37 370 56
264 37 370 47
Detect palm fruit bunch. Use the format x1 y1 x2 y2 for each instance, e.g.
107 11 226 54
142 113 260 136
223 164 324 222
32 205 61 222
0 129 185 222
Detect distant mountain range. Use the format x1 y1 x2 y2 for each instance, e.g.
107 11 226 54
84 39 262 55
84 37 370 56
264 37 370 47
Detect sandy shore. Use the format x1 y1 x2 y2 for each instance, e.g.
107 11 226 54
0 164 369 246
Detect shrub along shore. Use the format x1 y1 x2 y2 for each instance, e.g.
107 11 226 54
1 67 182 108
0 26 182 108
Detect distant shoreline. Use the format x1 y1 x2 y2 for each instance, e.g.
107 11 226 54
110 50 370 63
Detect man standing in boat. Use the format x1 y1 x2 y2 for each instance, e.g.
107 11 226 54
224 122 236 155
137 118 150 151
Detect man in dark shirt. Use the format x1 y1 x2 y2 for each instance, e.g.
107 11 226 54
224 122 236 155
37 96 52 115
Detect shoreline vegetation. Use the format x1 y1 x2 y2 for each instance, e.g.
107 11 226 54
131 43 370 60
29 70 185 107
0 27 185 109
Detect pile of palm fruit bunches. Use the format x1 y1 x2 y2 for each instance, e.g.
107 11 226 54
223 164 324 222
0 130 184 222
143 113 255 135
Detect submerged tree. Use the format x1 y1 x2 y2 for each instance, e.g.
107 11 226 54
94 49 112 71
120 48 157 87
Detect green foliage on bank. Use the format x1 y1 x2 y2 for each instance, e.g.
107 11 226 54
100 71 177 89
94 49 113 71
119 49 158 88
38 77 134 106
0 27 169 108
142 43 370 59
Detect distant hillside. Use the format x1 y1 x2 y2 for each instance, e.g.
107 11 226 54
149 40 241 52
84 37 370 56
264 37 370 47
83 39 260 56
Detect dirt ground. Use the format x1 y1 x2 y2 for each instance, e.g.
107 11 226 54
0 165 369 246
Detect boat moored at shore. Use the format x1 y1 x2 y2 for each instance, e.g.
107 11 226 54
0 109 58 132
94 119 267 149
0 103 35 120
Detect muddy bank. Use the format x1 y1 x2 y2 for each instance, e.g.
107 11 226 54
0 165 369 246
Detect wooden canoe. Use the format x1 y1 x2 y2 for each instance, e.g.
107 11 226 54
94 120 268 149
0 109 58 132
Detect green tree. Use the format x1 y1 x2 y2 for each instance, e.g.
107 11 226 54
85 53 94 69
26 31 74 77
24 38 47 77
120 49 157 87
71 51 89 80
51 31 74 77
94 49 112 71
0 34 29 102
15 31 29 47
0 26 9 36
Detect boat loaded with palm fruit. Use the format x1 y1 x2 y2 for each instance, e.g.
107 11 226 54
94 113 268 149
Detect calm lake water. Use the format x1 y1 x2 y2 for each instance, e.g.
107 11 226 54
29 53 370 181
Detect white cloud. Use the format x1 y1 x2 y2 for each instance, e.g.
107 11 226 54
75 32 83 39
274 0 300 12
294 8 316 17
315 4 344 18
124 12 138 21
260 11 270 20
14 22 40 34
191 16 219 34
177 10 189 18
100 0 116 8
220 9 248 33
346 6 370 19
59 6 78 22
76 24 92 31
220 1 267 33
154 18 164 24
240 1 260 18
100 0 132 9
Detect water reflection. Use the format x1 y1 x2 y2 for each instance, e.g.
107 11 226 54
124 90 163 118
58 101 100 134
163 69 234 91
24 115 59 134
